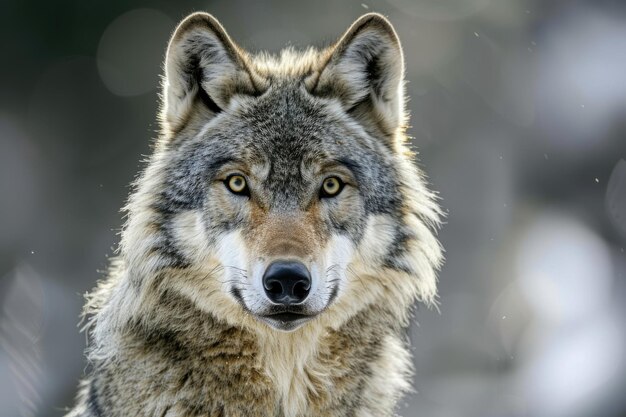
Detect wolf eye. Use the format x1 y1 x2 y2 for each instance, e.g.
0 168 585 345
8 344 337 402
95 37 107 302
320 177 344 198
225 174 249 196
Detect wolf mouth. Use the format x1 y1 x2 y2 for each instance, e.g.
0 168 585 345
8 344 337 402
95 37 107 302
261 311 316 322
258 312 316 331
231 287 318 330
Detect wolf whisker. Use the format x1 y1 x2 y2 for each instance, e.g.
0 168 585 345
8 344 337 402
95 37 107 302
346 265 367 290
221 265 248 273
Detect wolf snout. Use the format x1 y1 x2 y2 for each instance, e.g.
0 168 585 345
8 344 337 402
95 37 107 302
262 260 311 305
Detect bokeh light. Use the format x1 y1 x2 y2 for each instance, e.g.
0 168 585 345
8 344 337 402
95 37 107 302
97 9 173 97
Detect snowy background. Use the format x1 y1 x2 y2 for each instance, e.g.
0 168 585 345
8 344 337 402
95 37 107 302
1 1 625 416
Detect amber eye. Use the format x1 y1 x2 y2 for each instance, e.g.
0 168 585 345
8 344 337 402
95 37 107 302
320 177 344 198
225 174 249 195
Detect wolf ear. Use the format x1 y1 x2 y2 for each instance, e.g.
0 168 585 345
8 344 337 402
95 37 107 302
161 13 262 135
310 13 405 136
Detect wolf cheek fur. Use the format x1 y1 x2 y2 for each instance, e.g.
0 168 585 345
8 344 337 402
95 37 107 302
67 12 443 417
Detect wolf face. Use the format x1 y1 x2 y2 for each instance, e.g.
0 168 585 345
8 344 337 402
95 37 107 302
117 13 442 335
69 13 445 417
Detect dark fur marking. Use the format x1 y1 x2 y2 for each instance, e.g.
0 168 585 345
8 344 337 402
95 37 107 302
334 157 363 179
385 225 414 260
87 381 104 417
230 287 245 307
365 50 385 99
193 62 223 114
143 211 191 270
383 258 414 275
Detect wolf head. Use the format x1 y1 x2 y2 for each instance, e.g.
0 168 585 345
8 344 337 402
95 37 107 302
115 13 442 334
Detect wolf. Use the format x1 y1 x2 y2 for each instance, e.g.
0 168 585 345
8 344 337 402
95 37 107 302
66 12 443 417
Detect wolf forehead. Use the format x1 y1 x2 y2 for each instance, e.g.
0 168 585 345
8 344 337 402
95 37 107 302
161 82 403 214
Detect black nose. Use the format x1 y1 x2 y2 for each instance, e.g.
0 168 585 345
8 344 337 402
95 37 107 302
263 261 311 305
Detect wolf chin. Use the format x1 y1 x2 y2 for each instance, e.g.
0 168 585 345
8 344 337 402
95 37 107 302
67 12 443 417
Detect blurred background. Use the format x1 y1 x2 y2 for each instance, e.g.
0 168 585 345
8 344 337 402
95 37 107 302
1 0 625 416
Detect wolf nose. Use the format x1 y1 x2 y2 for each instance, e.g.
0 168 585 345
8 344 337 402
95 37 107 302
263 261 311 305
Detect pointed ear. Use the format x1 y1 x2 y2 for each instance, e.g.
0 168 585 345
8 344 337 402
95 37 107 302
310 13 405 136
161 12 263 135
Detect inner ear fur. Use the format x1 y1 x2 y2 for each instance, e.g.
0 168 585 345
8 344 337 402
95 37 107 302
161 12 264 136
309 13 406 137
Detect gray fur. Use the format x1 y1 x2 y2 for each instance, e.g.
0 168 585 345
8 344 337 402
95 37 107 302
67 12 443 417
